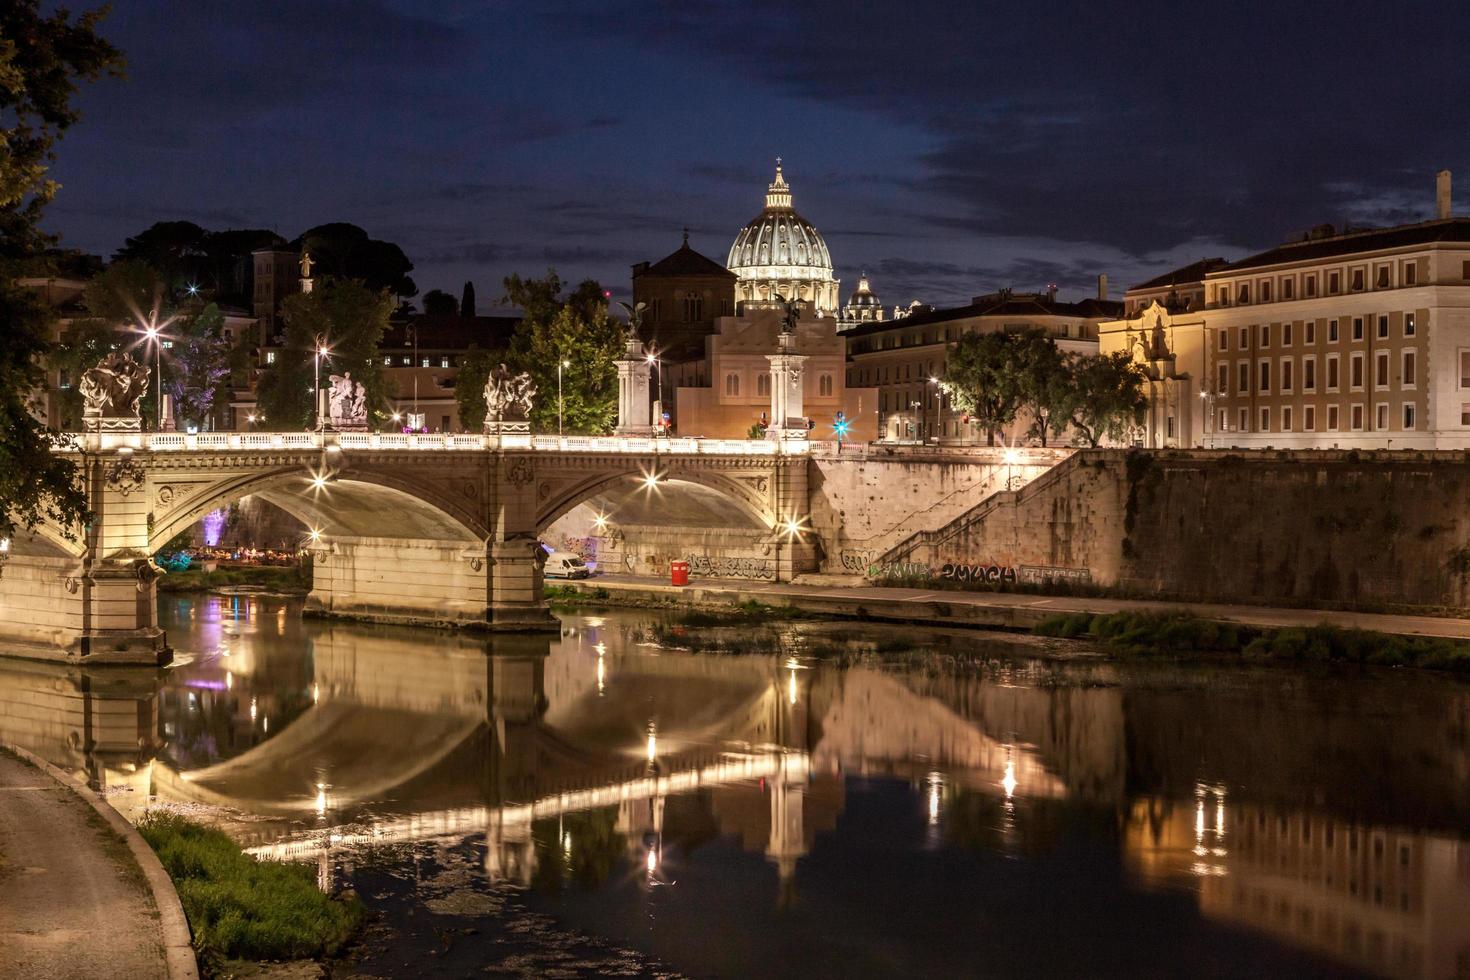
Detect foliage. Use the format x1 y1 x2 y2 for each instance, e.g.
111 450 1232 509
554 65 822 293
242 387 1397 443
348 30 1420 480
1064 351 1148 447
259 280 395 429
504 272 621 434
940 331 1027 445
297 222 416 297
138 811 361 963
421 288 457 316
460 280 476 317
1011 329 1070 446
114 223 289 306
0 2 122 550
156 565 310 594
112 220 206 291
46 317 115 427
166 303 238 430
530 810 626 895
453 344 502 431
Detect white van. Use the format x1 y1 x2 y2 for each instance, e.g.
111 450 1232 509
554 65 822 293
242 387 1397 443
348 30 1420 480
544 551 591 579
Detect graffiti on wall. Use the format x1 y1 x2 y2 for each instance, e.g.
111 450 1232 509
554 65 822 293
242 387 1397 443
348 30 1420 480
1017 564 1092 586
940 562 1017 584
687 555 776 580
866 561 932 582
866 559 1093 590
839 549 876 574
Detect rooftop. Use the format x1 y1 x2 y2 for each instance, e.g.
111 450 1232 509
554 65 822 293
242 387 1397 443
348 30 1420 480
840 291 1122 339
1129 258 1231 291
1215 218 1470 274
633 236 737 280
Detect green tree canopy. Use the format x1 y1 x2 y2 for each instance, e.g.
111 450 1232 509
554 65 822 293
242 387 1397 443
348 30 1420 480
258 280 395 429
1064 351 1148 447
940 330 1029 445
112 220 206 291
453 344 502 431
421 288 457 316
1011 329 1071 447
297 223 416 297
0 1 123 547
504 272 620 434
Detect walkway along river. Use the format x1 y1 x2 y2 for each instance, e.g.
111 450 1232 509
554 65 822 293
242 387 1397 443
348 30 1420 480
2 593 1468 978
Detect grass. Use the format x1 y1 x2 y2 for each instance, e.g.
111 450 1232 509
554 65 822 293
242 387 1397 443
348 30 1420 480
157 565 310 594
138 812 360 965
1033 611 1470 672
544 583 610 603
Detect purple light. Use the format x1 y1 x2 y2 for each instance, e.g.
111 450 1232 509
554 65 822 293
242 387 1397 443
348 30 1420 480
183 679 228 691
202 507 227 547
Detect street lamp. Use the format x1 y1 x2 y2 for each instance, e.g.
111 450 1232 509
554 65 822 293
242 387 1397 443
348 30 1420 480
558 359 570 440
929 376 945 443
646 351 662 433
1199 390 1216 448
144 322 162 430
313 337 330 434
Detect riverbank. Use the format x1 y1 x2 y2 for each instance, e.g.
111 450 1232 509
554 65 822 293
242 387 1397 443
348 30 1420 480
556 573 1470 646
0 747 195 980
157 565 309 595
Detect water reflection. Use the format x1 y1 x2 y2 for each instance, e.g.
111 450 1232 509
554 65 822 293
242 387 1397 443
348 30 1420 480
1 596 1467 978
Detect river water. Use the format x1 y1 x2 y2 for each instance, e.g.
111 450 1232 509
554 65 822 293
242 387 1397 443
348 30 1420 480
3 593 1469 978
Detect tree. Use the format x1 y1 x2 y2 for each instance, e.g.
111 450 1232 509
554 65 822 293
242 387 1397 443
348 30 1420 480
259 280 395 429
504 272 621 434
421 288 457 316
166 304 237 430
297 222 416 297
47 318 115 428
454 345 502 431
939 331 1028 446
112 220 206 291
1012 329 1071 447
459 281 476 318
0 2 123 549
1064 351 1148 447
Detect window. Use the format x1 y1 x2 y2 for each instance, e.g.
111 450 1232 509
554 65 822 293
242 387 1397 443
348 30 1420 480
1283 278 1294 300
1376 266 1390 288
1404 263 1417 286
724 373 740 396
1351 352 1364 389
1377 315 1389 339
1282 358 1294 392
1239 327 1249 348
383 355 392 366
1329 319 1339 342
1217 363 1228 394
756 374 770 396
420 357 430 367
1403 351 1417 388
440 356 450 368
1327 354 1340 391
1305 320 1316 344
265 351 276 364
1219 409 1228 431
1261 281 1272 302
1282 322 1292 346
1303 356 1316 391
1376 403 1389 430
1259 360 1271 392
819 374 833 397
401 356 411 366
1305 406 1316 431
1329 272 1341 294
1462 403 1470 426
1237 361 1249 393
1260 324 1270 347
1460 350 1470 388
1260 407 1271 431
1282 406 1293 431
1328 405 1340 430
1218 330 1228 352
1403 403 1416 430
1404 312 1416 337
1353 317 1364 341
1463 260 1470 281
1305 275 1317 297
1239 407 1250 432
1352 404 1365 430
1239 284 1251 303
1375 352 1389 388
1352 269 1365 291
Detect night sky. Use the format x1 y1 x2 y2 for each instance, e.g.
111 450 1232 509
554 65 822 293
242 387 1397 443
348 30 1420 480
46 0 1470 312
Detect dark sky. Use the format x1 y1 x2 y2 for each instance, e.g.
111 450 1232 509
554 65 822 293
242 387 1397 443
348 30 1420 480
46 0 1470 312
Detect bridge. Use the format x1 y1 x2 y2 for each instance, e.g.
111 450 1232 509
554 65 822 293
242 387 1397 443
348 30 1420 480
1 426 1068 663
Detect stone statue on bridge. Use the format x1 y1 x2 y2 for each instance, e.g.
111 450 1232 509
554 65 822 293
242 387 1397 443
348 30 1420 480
80 351 149 419
327 372 368 430
483 363 536 427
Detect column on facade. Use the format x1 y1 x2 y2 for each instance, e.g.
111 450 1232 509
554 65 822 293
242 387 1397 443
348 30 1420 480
765 331 809 442
615 335 655 436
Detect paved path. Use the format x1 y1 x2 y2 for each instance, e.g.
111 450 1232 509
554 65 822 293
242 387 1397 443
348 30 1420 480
584 574 1470 640
0 751 166 979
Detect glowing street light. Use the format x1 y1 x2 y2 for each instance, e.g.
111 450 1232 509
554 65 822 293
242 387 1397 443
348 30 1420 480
313 337 331 434
143 322 163 430
929 376 946 443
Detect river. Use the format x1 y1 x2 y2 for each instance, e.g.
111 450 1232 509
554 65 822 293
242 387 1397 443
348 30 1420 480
2 593 1468 978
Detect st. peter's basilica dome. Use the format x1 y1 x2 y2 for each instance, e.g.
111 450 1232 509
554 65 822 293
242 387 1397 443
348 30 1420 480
726 161 840 315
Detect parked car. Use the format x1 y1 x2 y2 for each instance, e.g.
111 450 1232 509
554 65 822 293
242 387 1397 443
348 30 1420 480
544 551 591 579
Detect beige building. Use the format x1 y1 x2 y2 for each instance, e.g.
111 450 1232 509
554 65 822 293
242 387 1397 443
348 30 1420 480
1105 172 1470 449
844 287 1118 443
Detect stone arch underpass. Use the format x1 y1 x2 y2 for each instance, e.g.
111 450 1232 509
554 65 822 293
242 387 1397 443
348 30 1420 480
0 440 813 663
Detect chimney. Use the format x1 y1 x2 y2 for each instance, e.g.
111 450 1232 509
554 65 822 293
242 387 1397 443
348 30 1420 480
1437 169 1452 220
1097 273 1109 301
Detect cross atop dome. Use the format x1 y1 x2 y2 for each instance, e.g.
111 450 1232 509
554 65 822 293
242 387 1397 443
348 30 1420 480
766 157 792 210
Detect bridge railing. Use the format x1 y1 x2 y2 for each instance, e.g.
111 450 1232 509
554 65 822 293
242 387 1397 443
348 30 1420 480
61 430 790 455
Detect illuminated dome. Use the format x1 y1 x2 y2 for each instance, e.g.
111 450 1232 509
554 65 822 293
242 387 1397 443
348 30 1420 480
726 160 840 315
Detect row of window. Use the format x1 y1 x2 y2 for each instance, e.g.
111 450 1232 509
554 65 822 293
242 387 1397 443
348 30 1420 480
1217 314 1416 352
851 320 1092 354
847 361 942 386
1217 351 1417 396
1210 259 1465 308
1220 402 1418 434
722 373 833 397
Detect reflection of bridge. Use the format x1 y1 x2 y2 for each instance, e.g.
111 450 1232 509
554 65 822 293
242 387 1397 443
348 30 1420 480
1 430 1064 662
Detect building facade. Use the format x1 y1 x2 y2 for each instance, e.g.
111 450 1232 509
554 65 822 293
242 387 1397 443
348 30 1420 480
631 233 737 358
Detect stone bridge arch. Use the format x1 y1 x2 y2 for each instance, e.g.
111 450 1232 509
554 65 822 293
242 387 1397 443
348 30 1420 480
534 458 782 532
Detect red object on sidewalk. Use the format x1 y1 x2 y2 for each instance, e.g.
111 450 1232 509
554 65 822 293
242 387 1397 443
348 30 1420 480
670 560 689 587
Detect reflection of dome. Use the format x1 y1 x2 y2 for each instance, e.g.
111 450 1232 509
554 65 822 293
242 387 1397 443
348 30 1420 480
726 160 840 315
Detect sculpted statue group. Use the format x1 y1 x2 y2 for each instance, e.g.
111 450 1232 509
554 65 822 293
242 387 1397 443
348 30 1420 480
327 372 367 428
80 351 149 418
482 363 536 425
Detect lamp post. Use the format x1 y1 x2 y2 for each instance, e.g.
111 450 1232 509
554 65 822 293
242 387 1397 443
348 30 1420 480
929 376 945 443
1199 389 1216 449
144 321 161 430
558 359 569 440
646 352 662 432
314 337 330 435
